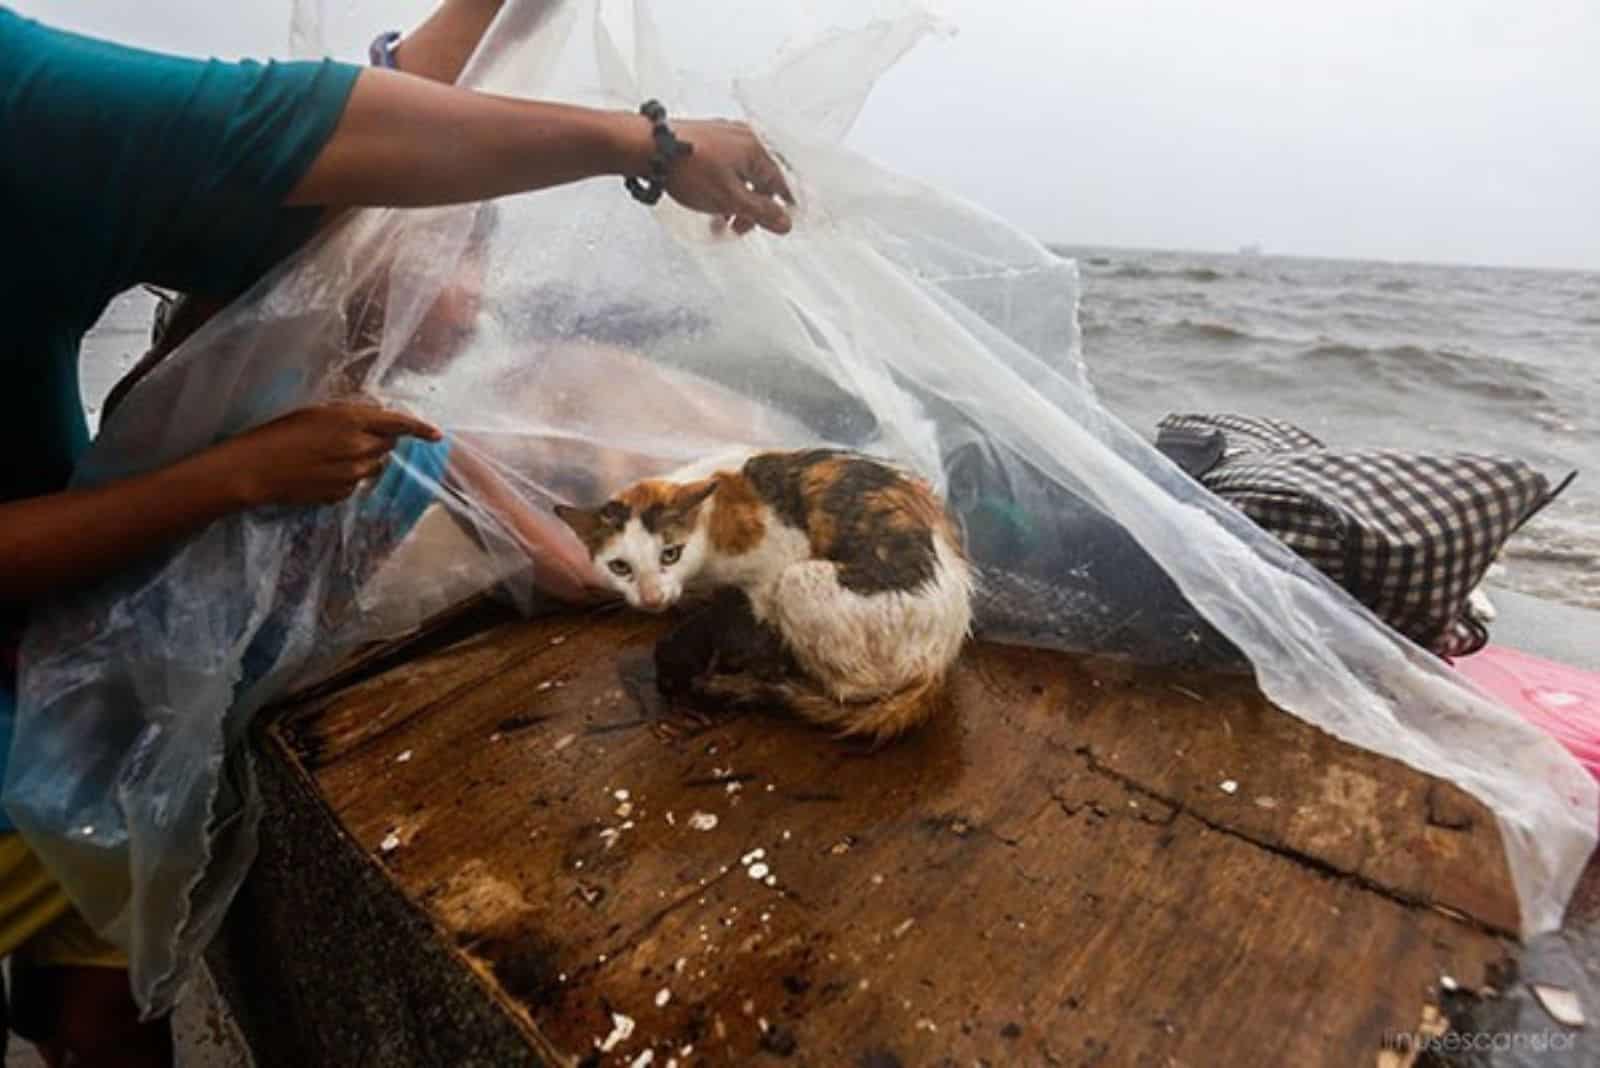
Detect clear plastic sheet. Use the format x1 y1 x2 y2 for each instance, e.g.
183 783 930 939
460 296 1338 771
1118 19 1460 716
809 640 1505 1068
6 0 1594 1015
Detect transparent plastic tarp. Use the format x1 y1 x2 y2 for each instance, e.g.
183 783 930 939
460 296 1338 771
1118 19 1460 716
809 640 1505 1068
7 0 1594 1015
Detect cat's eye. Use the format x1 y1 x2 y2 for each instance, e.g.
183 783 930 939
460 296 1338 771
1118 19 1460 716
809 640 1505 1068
607 559 633 578
660 545 683 566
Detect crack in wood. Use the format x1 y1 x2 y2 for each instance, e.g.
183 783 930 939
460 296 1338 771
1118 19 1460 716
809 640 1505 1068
1070 745 1516 940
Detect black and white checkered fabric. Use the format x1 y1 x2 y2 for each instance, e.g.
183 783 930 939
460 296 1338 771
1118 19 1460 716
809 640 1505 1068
1158 413 1573 658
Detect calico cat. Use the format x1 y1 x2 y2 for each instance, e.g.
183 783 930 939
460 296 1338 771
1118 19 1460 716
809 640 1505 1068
556 448 973 740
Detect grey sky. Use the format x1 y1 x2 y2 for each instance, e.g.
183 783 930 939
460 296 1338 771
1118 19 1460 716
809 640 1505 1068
21 0 1600 269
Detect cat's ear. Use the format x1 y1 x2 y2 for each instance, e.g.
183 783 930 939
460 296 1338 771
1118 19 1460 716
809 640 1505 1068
677 479 719 512
558 501 628 545
553 504 597 540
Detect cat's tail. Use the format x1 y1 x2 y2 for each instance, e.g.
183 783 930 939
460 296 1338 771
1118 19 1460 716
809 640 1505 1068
696 670 947 744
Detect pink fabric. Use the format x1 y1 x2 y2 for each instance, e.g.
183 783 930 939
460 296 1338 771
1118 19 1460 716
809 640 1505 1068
1455 644 1600 782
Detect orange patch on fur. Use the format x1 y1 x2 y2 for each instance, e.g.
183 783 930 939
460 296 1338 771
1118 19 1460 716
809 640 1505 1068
798 460 843 556
616 480 679 512
707 473 766 554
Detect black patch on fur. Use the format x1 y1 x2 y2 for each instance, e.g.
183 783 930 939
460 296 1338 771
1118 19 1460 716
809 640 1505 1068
598 500 629 527
743 449 941 595
638 501 668 533
833 526 937 594
742 448 844 530
822 456 938 594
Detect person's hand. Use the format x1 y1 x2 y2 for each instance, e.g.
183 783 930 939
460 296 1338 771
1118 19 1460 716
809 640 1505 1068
217 402 443 508
665 119 795 236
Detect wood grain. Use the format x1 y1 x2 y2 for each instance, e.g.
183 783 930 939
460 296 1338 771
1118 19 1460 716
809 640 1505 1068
272 612 1515 1067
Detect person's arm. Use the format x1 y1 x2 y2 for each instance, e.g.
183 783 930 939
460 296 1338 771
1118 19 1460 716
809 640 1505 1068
0 404 439 601
442 444 609 604
102 1 512 421
391 0 509 83
287 69 794 233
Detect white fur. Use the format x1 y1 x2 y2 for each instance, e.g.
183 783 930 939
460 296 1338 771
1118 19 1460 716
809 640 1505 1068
596 517 710 612
697 504 811 597
759 534 972 700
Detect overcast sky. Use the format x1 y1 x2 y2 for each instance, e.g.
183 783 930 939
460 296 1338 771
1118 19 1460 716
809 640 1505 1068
20 0 1600 269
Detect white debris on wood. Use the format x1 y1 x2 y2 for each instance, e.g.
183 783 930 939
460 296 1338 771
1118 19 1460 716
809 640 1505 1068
666 811 676 826
550 635 567 645
553 733 576 752
688 811 719 831
614 789 631 801
599 828 621 849
741 848 766 866
380 831 401 853
1219 779 1239 795
656 987 672 1008
765 875 777 887
598 1012 636 1053
395 750 413 763
616 801 634 818
749 862 770 880
893 918 915 938
1531 983 1586 1028
1440 974 1459 992
629 1051 654 1068
726 781 743 795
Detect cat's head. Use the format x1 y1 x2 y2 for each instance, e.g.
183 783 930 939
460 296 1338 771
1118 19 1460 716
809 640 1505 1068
555 479 719 612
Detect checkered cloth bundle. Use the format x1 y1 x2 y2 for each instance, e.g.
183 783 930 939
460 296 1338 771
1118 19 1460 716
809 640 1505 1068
1156 413 1575 657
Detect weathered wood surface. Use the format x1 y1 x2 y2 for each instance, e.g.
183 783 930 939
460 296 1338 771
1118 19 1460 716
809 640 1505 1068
268 609 1518 1067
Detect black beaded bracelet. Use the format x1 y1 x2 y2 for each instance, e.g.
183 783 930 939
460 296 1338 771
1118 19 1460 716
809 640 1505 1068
624 99 694 206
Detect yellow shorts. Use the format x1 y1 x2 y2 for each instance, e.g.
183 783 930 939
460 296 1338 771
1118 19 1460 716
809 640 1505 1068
0 833 125 969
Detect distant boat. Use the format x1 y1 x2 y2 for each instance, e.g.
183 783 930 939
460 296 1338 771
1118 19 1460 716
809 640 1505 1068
1237 244 1263 257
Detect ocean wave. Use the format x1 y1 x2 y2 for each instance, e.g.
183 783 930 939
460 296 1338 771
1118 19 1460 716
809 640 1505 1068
1504 541 1600 567
1171 319 1257 344
1297 342 1555 403
1090 263 1231 283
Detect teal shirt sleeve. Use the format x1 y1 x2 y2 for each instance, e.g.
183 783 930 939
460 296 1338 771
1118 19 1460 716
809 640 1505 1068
0 8 361 327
